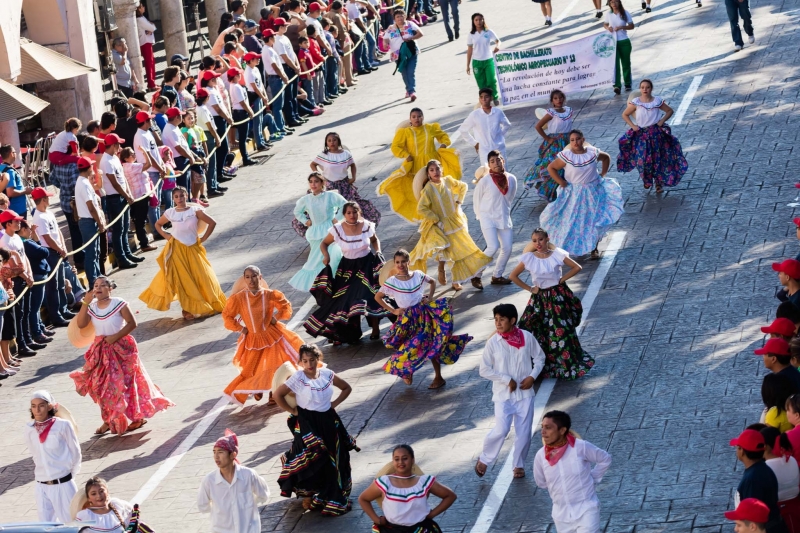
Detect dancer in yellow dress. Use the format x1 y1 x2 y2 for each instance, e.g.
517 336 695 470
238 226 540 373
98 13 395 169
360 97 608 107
410 160 491 291
377 108 462 223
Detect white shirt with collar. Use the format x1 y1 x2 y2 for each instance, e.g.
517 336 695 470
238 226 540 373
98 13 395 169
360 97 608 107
24 418 82 482
458 107 512 166
162 123 190 156
533 439 612 523
480 330 545 403
197 464 270 533
472 171 517 229
133 128 163 169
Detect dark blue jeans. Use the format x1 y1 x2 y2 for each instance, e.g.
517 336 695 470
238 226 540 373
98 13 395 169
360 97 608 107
232 109 253 163
78 218 100 289
325 56 339 97
440 0 459 39
205 147 218 191
248 94 267 147
173 156 190 190
301 78 316 107
29 274 47 338
12 277 31 348
105 194 133 264
282 65 301 123
354 38 368 72
267 75 286 131
725 0 753 47
45 249 68 322
400 54 418 94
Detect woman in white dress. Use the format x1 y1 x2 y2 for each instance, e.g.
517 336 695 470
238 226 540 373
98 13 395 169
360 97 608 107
358 444 457 533
75 476 133 531
540 129 624 258
523 90 575 201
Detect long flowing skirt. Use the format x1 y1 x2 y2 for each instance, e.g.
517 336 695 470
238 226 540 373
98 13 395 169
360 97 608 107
292 180 383 239
139 238 227 316
382 298 470 378
523 133 569 202
518 284 594 380
289 238 343 292
372 518 442 533
278 407 358 516
223 324 305 405
539 179 624 257
69 335 174 434
616 124 688 188
409 217 491 284
304 253 391 343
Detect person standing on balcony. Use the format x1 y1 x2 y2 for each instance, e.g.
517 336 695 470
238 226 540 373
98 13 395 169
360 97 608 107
136 2 157 91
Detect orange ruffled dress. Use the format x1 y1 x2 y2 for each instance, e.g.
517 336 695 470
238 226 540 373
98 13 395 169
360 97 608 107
222 288 304 405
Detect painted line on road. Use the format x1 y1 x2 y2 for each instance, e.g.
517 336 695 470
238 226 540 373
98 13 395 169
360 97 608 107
669 75 703 126
554 0 583 25
286 296 317 331
468 231 626 533
131 396 230 504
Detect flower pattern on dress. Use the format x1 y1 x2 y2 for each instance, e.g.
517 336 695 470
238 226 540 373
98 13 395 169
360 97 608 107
523 133 570 201
616 124 688 188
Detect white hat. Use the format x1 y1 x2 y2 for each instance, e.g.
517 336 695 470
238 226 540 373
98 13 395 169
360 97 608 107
271 361 299 408
31 390 55 404
535 108 548 132
627 89 642 103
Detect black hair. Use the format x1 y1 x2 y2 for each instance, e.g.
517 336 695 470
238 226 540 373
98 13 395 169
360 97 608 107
94 275 117 290
163 66 180 84
773 354 793 366
307 25 317 36
392 444 415 458
568 129 585 140
307 171 324 184
218 12 234 33
487 150 503 165
409 107 423 117
288 0 302 10
788 394 800 415
342 201 362 216
479 87 493 99
100 111 117 130
195 93 209 106
0 145 14 160
172 186 189 198
761 373 794 414
201 56 217 71
493 303 518 323
0 248 10 262
743 448 765 461
790 337 800 362
231 0 245 12
298 36 309 44
549 89 566 103
120 147 135 162
323 132 342 154
761 425 793 456
84 476 108 497
321 18 331 28
640 78 654 90
114 101 131 119
64 117 81 131
746 422 768 432
81 136 99 153
543 410 571 431
609 0 632 22
470 12 487 34
776 302 800 324
224 42 237 54
86 120 100 135
393 7 405 16
393 249 410 261
299 344 324 360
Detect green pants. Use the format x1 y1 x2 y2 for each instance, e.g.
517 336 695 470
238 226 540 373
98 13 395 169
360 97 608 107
472 58 499 100
614 38 632 89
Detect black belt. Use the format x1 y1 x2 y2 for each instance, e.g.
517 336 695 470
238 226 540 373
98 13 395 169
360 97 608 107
38 473 72 485
267 74 282 78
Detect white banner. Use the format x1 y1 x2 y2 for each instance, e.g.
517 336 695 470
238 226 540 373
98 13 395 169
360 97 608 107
495 32 617 106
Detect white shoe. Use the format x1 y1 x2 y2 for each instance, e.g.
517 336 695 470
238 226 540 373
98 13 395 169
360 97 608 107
734 45 742 51
748 34 755 44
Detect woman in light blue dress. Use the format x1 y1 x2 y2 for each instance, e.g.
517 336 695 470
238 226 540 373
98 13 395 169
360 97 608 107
289 173 347 292
539 129 624 258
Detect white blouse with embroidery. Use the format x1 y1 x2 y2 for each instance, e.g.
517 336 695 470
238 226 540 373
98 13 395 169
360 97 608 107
519 248 569 289
89 297 128 336
557 147 601 185
328 221 375 259
284 368 335 412
546 107 574 134
631 97 664 128
381 271 433 309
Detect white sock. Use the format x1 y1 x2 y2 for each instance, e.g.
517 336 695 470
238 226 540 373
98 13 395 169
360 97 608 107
546 15 552 20
596 9 601 13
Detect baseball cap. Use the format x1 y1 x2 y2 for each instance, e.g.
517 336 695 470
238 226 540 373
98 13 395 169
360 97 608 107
308 2 323 11
196 88 209 98
77 156 94 170
201 70 221 81
226 67 243 79
243 52 260 62
262 29 276 38
165 107 185 119
729 429 765 452
0 210 24 224
135 110 155 122
793 217 800 227
754 337 791 356
104 133 124 145
761 318 796 337
724 498 770 523
245 19 258 29
273 17 287 26
170 54 189 63
30 187 55 201
773 259 800 280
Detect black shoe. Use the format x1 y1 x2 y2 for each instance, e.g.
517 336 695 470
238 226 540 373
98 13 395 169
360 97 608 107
256 144 270 151
287 121 303 128
242 160 258 167
625 86 632 91
645 6 651 11
328 94 339 99
321 100 333 106
216 186 229 192
127 255 146 263
50 320 70 328
545 19 552 25
27 342 47 350
448 35 454 42
455 30 459 39
117 262 138 270
218 176 233 183
42 327 58 335
357 69 371 75
283 129 295 135
208 190 224 198
33 335 52 344
614 87 621 95
641 1 646 7
298 117 309 123
596 11 603 17
17 348 37 357
283 126 296 132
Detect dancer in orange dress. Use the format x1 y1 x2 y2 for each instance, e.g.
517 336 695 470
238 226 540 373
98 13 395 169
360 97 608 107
223 265 304 406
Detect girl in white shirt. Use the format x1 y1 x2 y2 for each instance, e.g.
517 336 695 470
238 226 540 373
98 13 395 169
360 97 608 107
375 249 472 389
465 14 501 103
48 118 82 166
603 0 635 94
75 476 134 531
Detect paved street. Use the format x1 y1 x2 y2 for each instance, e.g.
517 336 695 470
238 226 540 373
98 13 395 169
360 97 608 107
1 0 798 531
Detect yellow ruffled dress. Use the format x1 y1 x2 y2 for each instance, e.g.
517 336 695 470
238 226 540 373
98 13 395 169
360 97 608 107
377 123 462 223
409 176 492 284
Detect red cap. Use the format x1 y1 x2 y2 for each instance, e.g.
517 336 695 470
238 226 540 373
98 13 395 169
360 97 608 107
762 318 796 337
30 187 55 201
243 52 260 62
77 156 94 170
0 210 24 224
773 259 800 280
793 217 800 227
754 337 791 356
262 29 276 38
308 2 323 11
795 183 800 189
730 429 765 452
724 498 770 523
201 70 221 81
196 88 209 98
135 111 155 122
165 107 185 119
226 67 243 79
103 133 124 145
272 17 287 26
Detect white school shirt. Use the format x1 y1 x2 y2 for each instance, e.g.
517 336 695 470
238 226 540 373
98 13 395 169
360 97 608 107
74 176 102 219
196 104 215 133
50 130 77 154
162 123 190 155
519 248 569 289
133 128 163 168
533 439 612 523
466 29 499 61
275 35 298 65
458 107 511 164
631 96 664 128
206 86 224 117
472 172 517 229
766 457 800 502
380 271 433 309
99 153 130 196
23 418 82 482
604 10 633 40
230 83 248 111
285 368 336 412
197 464 270 533
262 45 282 76
244 65 264 94
0 232 25 259
32 208 64 250
76 498 133 531
480 330 545 402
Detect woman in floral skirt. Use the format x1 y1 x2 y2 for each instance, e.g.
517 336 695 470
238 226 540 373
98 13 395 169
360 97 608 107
375 249 471 389
617 78 688 194
509 228 594 380
523 89 575 202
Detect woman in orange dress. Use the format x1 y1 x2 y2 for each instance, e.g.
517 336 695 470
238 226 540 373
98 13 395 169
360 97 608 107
223 265 304 406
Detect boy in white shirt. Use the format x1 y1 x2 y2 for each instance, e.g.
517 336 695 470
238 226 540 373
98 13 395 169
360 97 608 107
476 303 545 479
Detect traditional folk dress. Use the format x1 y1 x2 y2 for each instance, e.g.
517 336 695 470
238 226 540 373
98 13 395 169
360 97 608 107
479 328 545 469
197 463 271 533
516 249 594 380
304 221 391 344
372 475 442 533
457 106 511 167
75 498 133 531
523 107 575 201
377 123 462 223
24 416 81 522
222 288 304 405
539 147 624 257
409 176 491 284
617 96 688 189
473 171 517 279
69 298 174 434
380 271 471 378
278 368 359 516
139 205 227 316
289 191 347 292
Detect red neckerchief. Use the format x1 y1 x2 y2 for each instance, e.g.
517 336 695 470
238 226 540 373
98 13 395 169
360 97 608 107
545 433 576 466
499 327 525 349
34 417 56 444
490 171 509 195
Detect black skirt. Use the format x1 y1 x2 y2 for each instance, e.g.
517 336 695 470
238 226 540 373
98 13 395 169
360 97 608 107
278 407 359 516
371 518 442 533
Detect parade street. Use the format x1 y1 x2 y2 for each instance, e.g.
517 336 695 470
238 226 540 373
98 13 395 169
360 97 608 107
1 0 797 530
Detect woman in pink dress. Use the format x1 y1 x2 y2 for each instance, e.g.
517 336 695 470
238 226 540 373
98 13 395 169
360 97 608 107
70 276 174 435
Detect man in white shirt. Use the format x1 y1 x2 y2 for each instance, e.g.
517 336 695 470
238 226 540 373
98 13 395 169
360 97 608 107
472 151 517 287
476 303 545 479
74 155 106 289
273 18 304 127
24 390 81 523
533 411 612 533
133 110 167 230
100 133 141 270
0 208 40 355
197 430 270 533
459 88 512 167
242 52 272 149
261 29 292 134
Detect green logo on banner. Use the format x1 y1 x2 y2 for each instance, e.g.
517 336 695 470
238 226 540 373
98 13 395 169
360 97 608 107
593 34 615 57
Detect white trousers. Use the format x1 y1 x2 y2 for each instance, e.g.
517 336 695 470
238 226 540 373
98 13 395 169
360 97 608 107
479 221 514 278
35 479 78 522
479 396 534 469
553 506 601 533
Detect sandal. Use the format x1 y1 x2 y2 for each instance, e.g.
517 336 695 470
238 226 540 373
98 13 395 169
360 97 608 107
428 378 446 389
438 263 447 285
126 419 147 432
655 185 664 193
475 460 487 477
451 283 463 291
254 393 263 401
513 467 525 479
95 423 110 435
402 376 413 386
182 310 195 321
